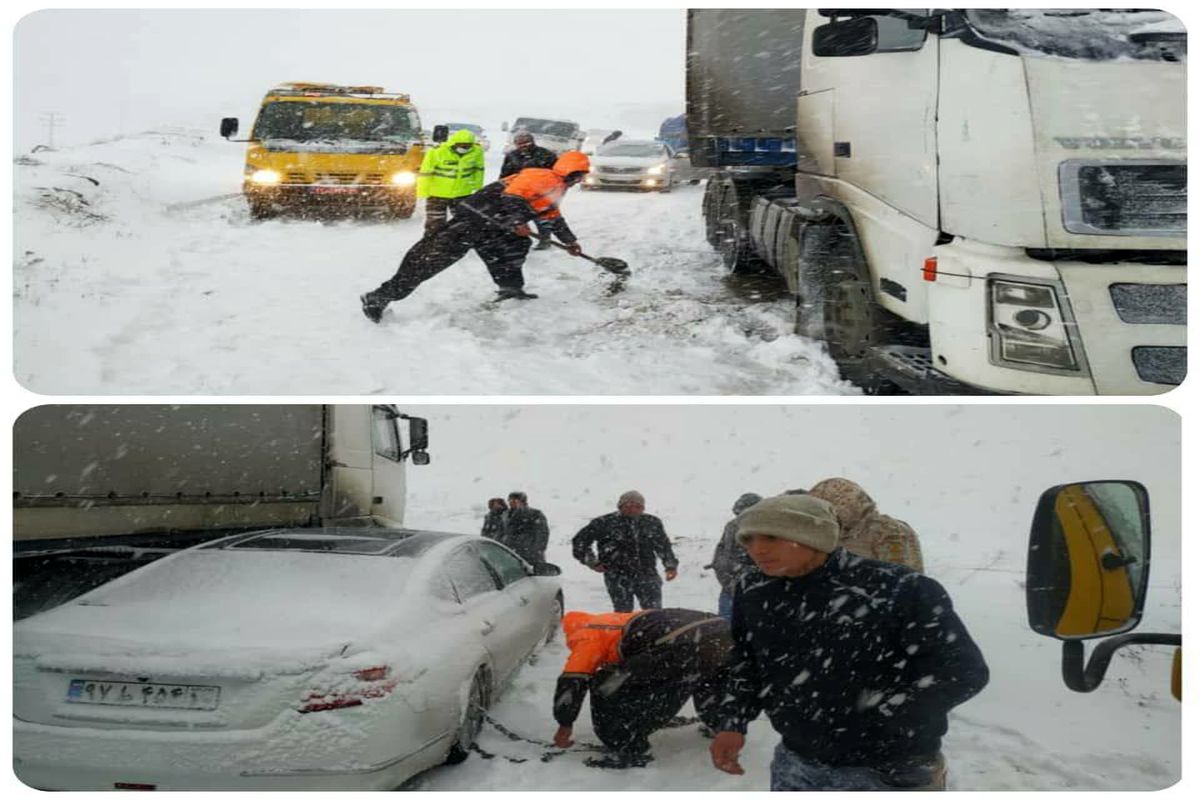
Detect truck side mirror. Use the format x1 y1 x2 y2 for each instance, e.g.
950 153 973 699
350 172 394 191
501 121 509 132
432 125 449 143
220 117 239 139
411 450 431 466
406 416 429 453
812 16 878 57
1027 480 1151 641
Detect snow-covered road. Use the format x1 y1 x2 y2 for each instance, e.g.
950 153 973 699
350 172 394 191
14 131 853 396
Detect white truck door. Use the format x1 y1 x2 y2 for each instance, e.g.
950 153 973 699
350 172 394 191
803 11 940 229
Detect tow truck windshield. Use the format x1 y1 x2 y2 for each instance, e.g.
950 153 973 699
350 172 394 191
252 102 420 143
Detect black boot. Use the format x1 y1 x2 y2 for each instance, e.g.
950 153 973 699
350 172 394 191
494 287 539 301
360 292 388 323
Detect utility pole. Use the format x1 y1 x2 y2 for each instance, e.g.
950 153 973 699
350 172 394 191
39 112 64 149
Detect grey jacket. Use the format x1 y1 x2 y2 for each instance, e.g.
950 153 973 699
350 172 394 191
709 493 762 592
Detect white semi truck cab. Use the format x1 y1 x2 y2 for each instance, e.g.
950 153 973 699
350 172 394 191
690 9 1186 394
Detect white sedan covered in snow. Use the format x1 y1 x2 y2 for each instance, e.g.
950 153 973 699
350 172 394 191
13 528 564 790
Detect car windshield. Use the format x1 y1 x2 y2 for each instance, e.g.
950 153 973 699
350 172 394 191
445 123 482 134
600 143 666 158
513 118 578 138
964 10 1186 62
252 101 420 143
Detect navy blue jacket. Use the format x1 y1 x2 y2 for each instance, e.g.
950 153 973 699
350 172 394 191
719 548 989 766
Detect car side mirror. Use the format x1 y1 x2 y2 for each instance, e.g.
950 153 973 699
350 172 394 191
531 562 562 577
812 16 879 57
432 125 449 143
501 121 510 132
220 117 239 139
1026 480 1151 640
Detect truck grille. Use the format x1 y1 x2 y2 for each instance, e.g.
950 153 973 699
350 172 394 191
1109 283 1187 325
1060 161 1186 237
284 172 385 185
1131 346 1186 385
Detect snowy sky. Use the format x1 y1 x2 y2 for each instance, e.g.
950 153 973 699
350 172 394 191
12 7 685 152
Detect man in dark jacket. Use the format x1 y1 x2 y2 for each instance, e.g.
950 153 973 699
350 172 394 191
572 490 678 612
501 491 550 565
552 608 732 768
360 151 589 320
500 131 558 249
710 493 989 791
708 492 762 621
481 497 508 540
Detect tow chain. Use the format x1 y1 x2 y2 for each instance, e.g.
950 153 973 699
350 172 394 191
470 713 699 764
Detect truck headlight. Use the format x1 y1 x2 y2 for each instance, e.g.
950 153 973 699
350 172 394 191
647 165 665 176
988 279 1081 371
250 169 281 185
391 171 417 187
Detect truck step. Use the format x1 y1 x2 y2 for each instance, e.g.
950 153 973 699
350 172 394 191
863 345 998 396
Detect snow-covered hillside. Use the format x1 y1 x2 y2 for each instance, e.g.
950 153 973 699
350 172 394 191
13 130 850 396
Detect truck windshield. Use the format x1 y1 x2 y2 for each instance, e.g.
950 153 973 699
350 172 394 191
964 10 1186 62
512 118 578 138
253 102 420 143
445 123 482 135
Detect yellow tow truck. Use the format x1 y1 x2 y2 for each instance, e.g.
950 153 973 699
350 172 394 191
220 83 434 220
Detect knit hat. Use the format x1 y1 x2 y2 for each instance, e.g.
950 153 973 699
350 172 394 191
735 493 840 552
731 492 763 515
618 490 645 507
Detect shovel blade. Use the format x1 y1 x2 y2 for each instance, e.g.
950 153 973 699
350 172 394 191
593 257 630 275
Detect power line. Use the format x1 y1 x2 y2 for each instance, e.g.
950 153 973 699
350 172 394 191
39 112 65 149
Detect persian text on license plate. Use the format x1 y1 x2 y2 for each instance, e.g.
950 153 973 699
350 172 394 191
66 679 220 711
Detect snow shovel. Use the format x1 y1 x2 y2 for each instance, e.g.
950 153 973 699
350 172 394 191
534 235 630 276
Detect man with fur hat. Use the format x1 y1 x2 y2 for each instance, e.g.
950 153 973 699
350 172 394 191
572 490 678 612
551 608 731 768
808 477 924 572
709 493 989 790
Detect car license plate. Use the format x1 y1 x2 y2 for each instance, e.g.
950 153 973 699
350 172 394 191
311 185 358 194
66 679 220 711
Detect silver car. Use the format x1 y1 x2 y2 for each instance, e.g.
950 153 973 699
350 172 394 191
584 139 677 192
14 528 563 790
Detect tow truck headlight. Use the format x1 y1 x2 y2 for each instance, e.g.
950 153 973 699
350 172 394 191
250 169 281 185
988 279 1081 372
391 171 417 187
647 165 665 176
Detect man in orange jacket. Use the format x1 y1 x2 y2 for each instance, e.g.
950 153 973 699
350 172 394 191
552 608 732 769
361 151 591 321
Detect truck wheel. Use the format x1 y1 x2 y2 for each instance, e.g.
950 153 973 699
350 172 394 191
798 222 892 387
702 179 725 247
715 182 763 274
444 668 490 765
248 200 276 221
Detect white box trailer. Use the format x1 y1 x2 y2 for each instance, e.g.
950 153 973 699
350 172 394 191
690 9 1186 395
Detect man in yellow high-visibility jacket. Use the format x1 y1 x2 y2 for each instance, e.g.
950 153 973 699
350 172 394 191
418 129 486 234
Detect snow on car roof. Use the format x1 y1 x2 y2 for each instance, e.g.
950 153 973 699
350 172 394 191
210 527 464 556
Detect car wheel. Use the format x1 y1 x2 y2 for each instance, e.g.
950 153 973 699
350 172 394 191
443 669 490 765
545 593 564 644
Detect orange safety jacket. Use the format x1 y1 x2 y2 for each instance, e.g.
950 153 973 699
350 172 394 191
560 610 643 678
500 169 567 221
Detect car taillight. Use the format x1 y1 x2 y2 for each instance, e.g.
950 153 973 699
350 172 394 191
298 665 396 713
